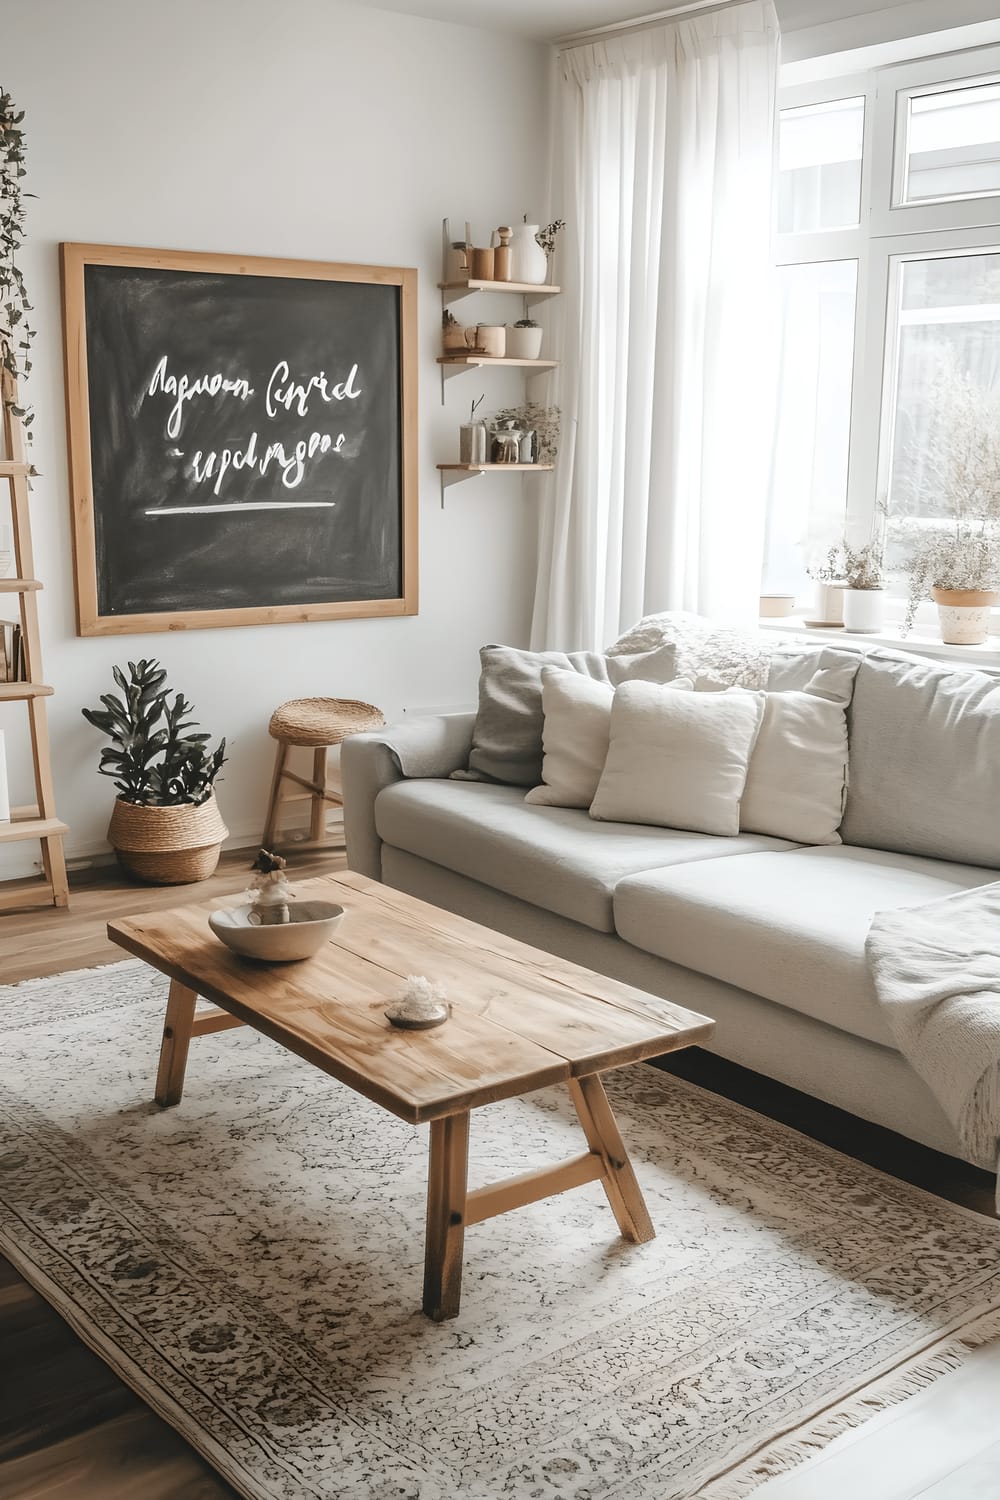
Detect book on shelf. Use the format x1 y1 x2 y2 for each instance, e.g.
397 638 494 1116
0 618 26 683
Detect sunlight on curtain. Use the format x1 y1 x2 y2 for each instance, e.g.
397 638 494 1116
531 2 780 651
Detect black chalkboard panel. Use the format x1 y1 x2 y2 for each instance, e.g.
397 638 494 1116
61 246 418 634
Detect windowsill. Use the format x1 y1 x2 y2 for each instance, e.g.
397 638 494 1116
759 616 1000 670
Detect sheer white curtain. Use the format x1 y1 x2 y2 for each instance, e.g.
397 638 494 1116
531 2 780 651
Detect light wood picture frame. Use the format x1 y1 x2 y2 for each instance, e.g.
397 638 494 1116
61 243 418 635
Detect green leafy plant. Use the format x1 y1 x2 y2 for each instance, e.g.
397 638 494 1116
0 88 34 441
514 317 539 329
82 659 226 806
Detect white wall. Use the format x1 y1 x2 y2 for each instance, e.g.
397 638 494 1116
1 0 549 875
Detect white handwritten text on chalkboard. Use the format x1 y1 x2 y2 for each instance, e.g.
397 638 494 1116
144 354 363 511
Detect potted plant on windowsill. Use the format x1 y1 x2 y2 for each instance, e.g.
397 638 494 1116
840 530 887 633
902 528 1000 644
806 545 847 626
815 522 893 633
898 360 1000 645
83 659 228 883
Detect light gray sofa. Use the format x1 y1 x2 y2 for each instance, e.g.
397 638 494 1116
342 645 1000 1168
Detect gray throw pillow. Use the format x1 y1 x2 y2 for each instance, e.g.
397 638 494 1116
841 652 1000 867
454 641 678 787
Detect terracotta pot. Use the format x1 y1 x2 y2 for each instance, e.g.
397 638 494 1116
108 792 228 884
931 587 1000 646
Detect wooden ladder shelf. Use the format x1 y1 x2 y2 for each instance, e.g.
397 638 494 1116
0 368 69 913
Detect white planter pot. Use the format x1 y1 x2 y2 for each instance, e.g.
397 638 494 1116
811 580 846 625
509 224 549 286
931 587 999 645
842 588 885 633
505 325 543 359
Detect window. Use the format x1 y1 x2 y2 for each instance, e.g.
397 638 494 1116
764 45 1000 615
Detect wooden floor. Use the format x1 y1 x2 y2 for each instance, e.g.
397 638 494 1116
0 850 996 1498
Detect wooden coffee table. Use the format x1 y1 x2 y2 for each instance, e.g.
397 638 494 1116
109 872 714 1320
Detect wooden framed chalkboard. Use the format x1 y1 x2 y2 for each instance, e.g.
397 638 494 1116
60 243 418 635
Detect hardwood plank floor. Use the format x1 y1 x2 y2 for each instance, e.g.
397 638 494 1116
0 849 996 1498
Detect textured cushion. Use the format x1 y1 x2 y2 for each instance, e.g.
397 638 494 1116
526 669 693 810
590 680 764 836
457 642 678 787
374 779 794 933
738 657 859 845
608 610 771 688
614 845 999 1045
842 654 1000 867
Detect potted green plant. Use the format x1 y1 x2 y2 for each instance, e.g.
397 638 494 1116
506 317 543 360
899 363 1000 645
82 659 228 883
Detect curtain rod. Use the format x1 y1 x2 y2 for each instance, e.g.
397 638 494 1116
554 0 751 50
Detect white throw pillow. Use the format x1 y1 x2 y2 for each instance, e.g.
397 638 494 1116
526 669 693 809
737 662 854 845
589 680 764 836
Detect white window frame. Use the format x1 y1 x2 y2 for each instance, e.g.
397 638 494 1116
774 41 1000 624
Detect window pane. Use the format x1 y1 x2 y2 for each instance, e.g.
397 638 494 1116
778 97 864 234
904 80 1000 204
763 260 857 592
885 252 1000 555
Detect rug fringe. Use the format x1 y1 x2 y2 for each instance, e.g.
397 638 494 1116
700 1305 1000 1499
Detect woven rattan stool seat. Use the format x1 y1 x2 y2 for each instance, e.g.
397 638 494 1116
268 697 385 749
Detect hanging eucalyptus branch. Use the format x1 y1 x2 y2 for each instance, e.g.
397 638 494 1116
0 88 34 441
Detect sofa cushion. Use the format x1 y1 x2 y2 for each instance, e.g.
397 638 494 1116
613 845 998 1046
590 680 764 836
525 668 693 810
375 779 796 933
842 653 1000 867
455 641 679 787
737 657 859 845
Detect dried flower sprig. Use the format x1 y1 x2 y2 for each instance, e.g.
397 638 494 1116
535 219 565 259
895 357 1000 633
494 402 561 464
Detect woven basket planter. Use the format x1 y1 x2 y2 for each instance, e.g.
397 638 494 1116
108 793 228 885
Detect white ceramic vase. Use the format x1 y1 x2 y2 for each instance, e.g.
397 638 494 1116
812 580 846 625
510 224 548 286
842 587 885 633
505 325 543 359
931 587 999 645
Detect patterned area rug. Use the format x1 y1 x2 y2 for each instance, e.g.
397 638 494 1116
3 960 1000 1500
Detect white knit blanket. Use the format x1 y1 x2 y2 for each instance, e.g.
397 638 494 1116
867 883 1000 1191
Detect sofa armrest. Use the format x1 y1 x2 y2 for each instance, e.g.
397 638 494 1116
341 713 476 879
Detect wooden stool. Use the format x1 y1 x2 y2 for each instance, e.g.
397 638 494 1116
261 697 385 852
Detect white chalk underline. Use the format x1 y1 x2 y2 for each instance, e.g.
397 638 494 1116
144 501 336 515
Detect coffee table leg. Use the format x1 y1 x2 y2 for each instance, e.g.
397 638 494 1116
155 978 199 1107
423 1111 470 1321
569 1074 655 1244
